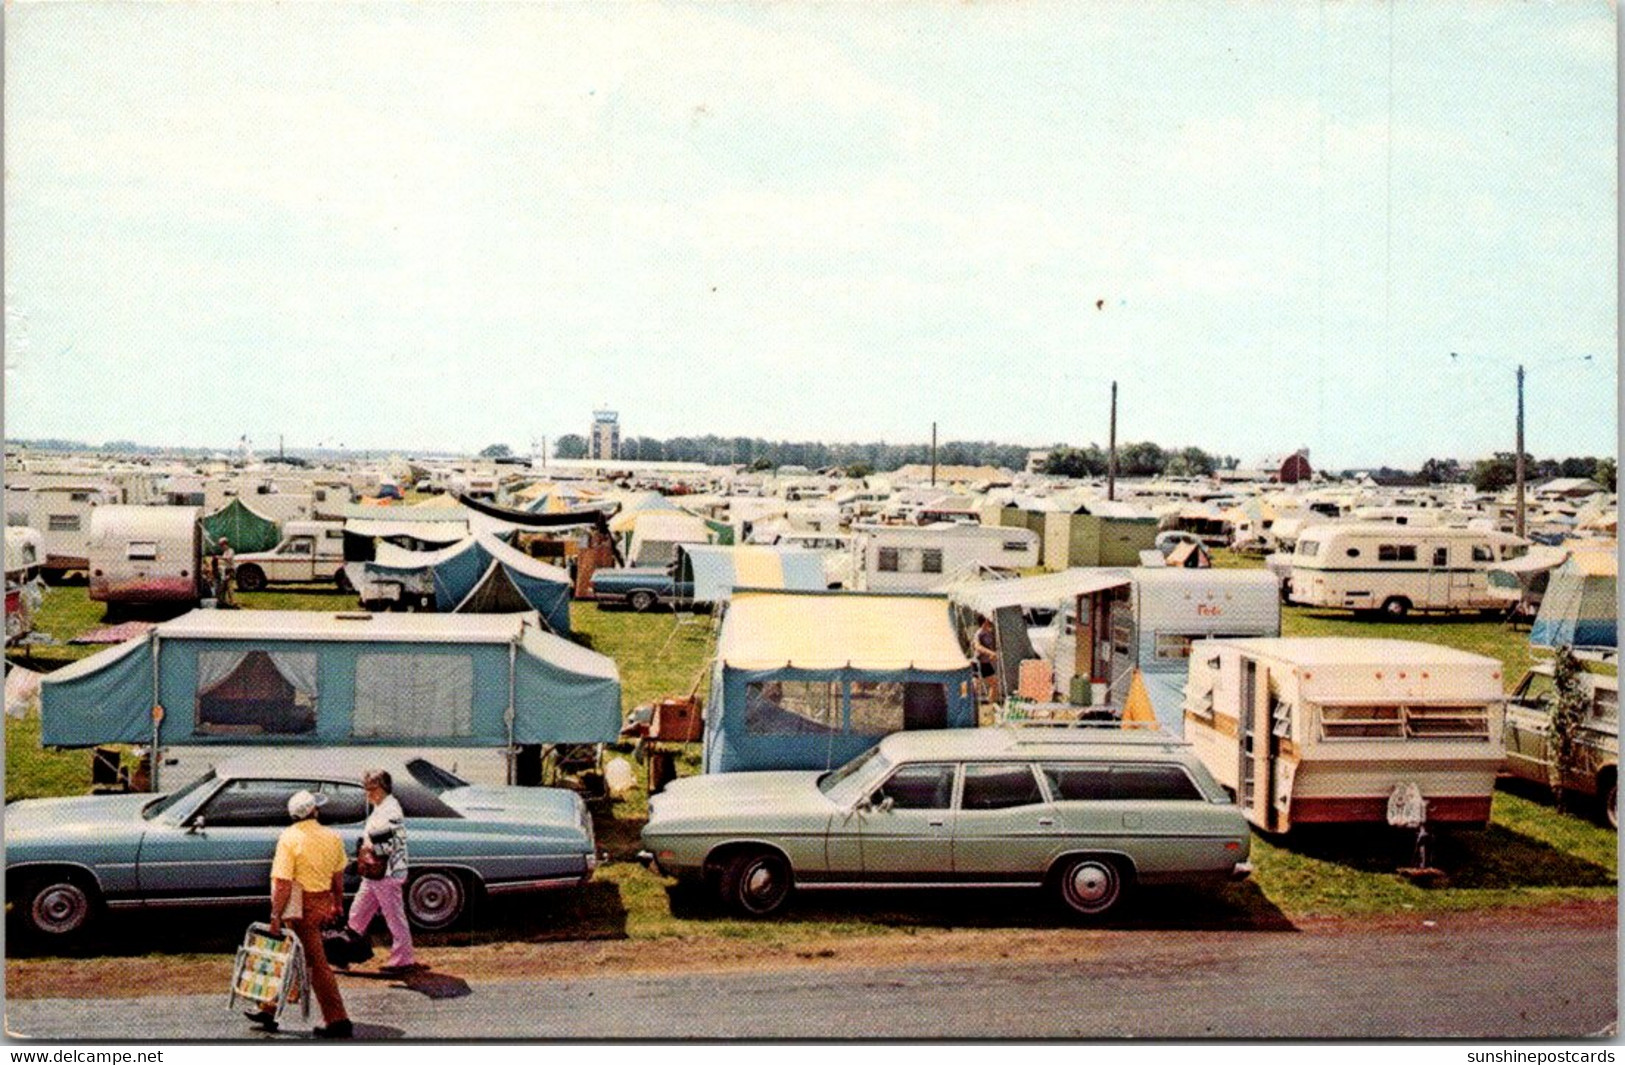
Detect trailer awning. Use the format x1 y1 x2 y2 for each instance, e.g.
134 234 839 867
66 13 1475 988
720 591 970 672
947 569 1132 616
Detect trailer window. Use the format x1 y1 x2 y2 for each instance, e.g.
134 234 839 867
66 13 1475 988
1319 704 1403 739
921 549 943 574
746 680 841 735
1155 632 1254 660
1002 540 1028 553
1378 544 1417 563
877 547 900 573
1297 540 1321 558
1403 704 1490 740
1471 544 1495 563
196 650 318 735
126 541 158 561
47 514 80 532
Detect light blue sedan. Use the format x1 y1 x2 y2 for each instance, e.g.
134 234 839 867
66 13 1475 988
6 755 598 943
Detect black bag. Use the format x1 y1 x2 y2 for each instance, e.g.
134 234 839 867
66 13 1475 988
322 926 374 969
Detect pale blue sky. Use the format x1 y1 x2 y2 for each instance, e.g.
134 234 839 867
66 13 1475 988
5 2 1616 467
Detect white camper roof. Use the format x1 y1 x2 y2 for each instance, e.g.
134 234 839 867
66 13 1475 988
1204 637 1501 669
153 609 534 644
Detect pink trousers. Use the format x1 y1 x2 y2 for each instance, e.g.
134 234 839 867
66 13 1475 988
347 876 416 968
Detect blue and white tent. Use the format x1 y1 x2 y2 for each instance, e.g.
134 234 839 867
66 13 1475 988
40 610 620 751
361 534 573 634
679 544 828 603
1531 544 1617 651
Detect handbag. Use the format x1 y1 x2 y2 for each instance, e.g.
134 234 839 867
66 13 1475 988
355 838 388 880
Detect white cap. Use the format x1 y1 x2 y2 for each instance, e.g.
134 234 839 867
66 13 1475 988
287 790 328 820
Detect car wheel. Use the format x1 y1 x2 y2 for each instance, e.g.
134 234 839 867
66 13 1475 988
718 850 792 917
405 870 468 930
1380 596 1411 619
333 568 354 593
235 565 266 593
1054 856 1125 917
628 590 658 613
17 873 98 940
1603 777 1617 831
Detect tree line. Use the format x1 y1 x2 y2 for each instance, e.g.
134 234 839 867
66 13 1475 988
1421 454 1618 493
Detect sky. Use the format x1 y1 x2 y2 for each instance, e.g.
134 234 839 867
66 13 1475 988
4 2 1617 468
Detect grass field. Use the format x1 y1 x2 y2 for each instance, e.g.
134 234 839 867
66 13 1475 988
5 578 1615 938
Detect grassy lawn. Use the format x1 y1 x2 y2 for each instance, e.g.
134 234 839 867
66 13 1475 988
6 583 1615 940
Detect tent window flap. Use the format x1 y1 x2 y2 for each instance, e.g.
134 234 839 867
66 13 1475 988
746 680 841 735
354 653 475 738
196 650 318 735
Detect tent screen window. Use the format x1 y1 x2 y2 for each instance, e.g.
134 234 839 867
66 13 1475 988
196 651 318 735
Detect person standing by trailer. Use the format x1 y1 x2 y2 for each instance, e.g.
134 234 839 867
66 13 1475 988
213 537 237 607
250 790 353 1039
346 769 417 974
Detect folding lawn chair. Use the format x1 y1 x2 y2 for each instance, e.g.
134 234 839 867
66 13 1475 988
228 922 310 1027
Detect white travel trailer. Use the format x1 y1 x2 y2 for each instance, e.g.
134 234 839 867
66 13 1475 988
87 506 204 606
858 523 1040 592
1184 638 1506 832
232 521 349 591
4 483 120 578
1288 523 1526 617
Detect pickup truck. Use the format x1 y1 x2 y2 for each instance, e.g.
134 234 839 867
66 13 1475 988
233 521 351 592
1502 663 1618 828
590 564 693 612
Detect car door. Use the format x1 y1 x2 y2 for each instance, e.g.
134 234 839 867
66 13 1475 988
136 778 365 900
951 763 1055 879
856 762 957 879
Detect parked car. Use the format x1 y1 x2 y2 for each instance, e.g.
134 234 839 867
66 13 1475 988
6 755 598 943
590 561 692 611
640 727 1251 918
1501 663 1618 828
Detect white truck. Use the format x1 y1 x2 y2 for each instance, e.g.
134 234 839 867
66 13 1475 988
232 521 350 591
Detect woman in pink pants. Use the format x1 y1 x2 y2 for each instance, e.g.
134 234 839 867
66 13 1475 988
347 769 417 973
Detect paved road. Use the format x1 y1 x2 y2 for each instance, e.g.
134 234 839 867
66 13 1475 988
7 922 1615 1040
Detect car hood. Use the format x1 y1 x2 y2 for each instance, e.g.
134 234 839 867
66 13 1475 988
440 785 583 828
6 793 156 839
650 771 833 821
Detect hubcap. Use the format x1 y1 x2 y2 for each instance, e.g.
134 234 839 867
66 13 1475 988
32 884 88 934
745 863 776 899
1070 864 1111 904
411 876 460 924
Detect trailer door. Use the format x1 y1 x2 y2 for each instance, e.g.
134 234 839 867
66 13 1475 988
1427 544 1452 607
1238 657 1275 830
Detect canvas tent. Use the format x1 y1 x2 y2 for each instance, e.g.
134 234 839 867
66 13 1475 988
628 512 713 566
201 498 280 554
1530 545 1618 651
679 544 827 603
40 611 620 763
704 590 975 774
355 534 573 634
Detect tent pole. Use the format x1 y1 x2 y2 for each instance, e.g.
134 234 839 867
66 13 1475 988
149 633 162 793
506 632 519 785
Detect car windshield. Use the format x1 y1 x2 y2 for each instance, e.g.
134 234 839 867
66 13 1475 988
141 770 217 820
817 746 891 805
404 757 469 794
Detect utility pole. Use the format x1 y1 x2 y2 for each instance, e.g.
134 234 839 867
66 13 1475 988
931 422 938 487
278 434 284 461
1107 381 1118 501
1515 364 1525 539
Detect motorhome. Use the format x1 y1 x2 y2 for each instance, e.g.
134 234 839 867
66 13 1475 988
858 523 1040 592
1183 637 1506 832
232 521 349 591
86 506 203 606
1288 523 1526 617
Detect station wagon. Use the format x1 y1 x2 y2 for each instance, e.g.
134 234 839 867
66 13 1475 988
1502 664 1618 828
641 727 1251 917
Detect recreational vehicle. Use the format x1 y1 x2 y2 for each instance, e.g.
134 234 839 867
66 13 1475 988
1184 638 1506 832
232 521 349 591
86 506 203 606
1288 523 1526 617
3 483 120 579
858 523 1040 592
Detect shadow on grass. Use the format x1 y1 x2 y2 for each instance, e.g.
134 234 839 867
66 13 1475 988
8 881 631 960
1496 775 1611 826
662 876 1294 932
1274 822 1615 890
1290 610 1506 627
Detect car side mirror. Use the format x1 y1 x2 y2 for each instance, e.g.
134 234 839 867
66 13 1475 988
186 814 205 834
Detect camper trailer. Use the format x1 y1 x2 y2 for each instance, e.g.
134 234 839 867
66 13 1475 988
858 523 1040 592
1184 637 1506 831
232 521 349 591
4 483 120 579
87 506 203 606
1288 523 1526 617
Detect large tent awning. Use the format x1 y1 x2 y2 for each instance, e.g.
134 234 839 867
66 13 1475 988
719 591 970 672
946 568 1132 616
681 545 827 603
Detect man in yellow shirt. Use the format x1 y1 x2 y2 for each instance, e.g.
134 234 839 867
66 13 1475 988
248 790 352 1038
